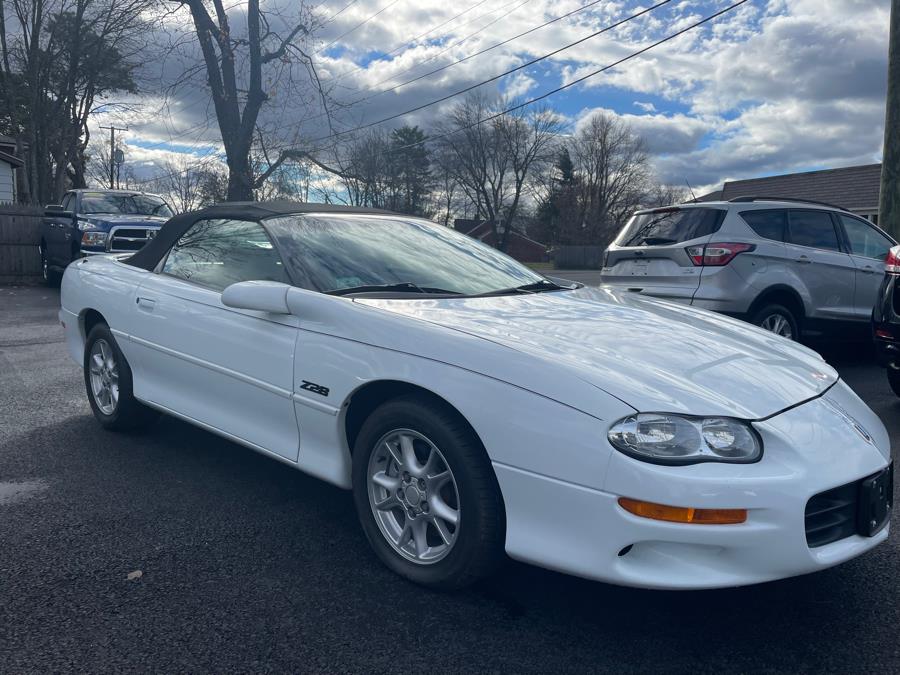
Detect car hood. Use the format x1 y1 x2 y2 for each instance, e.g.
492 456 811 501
81 214 167 227
357 286 838 419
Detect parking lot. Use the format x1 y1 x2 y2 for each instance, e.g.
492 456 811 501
1 283 897 673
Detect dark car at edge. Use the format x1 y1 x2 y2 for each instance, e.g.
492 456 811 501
873 244 900 395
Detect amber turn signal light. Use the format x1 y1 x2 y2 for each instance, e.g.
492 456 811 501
618 497 747 525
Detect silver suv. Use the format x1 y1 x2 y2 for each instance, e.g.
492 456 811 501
600 197 896 340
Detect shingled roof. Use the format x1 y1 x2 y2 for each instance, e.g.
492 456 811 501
720 163 881 212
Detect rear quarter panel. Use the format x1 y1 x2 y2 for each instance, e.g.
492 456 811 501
706 210 812 316
60 256 151 367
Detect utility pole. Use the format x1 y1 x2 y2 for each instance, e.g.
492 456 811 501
99 125 128 190
880 0 900 238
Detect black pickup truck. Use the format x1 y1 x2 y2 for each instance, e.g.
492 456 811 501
39 189 174 284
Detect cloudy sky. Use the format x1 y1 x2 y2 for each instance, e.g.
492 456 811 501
98 0 890 194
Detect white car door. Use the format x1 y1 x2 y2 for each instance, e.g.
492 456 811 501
127 218 301 462
836 213 895 319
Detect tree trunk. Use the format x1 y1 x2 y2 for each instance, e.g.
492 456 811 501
227 153 254 201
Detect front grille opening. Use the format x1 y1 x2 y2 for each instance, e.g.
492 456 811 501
111 228 147 238
109 228 152 252
805 482 857 548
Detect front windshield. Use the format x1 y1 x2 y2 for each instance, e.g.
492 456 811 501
265 214 546 295
80 192 174 217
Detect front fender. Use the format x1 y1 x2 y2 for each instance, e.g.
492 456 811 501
291 326 635 491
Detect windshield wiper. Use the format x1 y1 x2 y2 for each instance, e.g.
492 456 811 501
640 236 677 245
326 282 461 296
475 279 579 297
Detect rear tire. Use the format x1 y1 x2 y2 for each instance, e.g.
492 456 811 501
887 368 900 398
751 303 799 341
351 395 505 590
84 323 159 431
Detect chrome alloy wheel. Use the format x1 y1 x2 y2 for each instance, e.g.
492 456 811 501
759 313 793 339
367 429 461 564
88 339 119 415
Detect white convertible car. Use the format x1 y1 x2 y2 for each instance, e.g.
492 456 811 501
59 202 893 590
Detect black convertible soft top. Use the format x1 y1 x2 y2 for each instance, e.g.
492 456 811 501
126 200 397 271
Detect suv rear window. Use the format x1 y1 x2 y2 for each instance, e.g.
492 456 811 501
740 209 786 241
616 208 725 247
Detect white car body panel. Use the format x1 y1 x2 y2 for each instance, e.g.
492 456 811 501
59 254 892 589
356 287 838 419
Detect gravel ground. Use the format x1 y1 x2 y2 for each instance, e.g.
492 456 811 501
0 284 897 674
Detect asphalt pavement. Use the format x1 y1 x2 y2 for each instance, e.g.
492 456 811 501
0 284 898 674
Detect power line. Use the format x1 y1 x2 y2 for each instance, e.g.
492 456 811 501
316 0 361 29
134 1 749 190
315 0 405 55
330 0 494 83
302 0 616 130
363 0 533 92
292 0 674 146
357 0 752 157
129 0 528 156
130 148 223 187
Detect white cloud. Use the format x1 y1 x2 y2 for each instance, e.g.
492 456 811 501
98 0 889 195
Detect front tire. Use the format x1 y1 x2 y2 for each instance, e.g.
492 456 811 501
751 303 799 341
351 395 505 590
84 323 159 431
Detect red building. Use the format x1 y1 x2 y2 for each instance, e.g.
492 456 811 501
453 219 547 263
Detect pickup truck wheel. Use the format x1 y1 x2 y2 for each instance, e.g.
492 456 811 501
40 244 60 286
352 395 505 590
84 323 159 431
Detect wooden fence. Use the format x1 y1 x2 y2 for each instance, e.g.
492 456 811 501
0 204 43 283
552 245 606 270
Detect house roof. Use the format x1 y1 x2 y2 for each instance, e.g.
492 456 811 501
0 149 24 168
694 189 723 202
720 163 882 212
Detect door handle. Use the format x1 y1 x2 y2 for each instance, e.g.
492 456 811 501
796 256 812 264
136 297 156 312
860 266 877 275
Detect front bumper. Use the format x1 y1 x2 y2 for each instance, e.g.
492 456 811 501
495 381 892 589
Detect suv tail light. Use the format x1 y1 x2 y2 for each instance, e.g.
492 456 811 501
685 242 755 267
886 246 900 275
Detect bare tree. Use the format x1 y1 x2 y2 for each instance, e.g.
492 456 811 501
642 182 690 208
147 159 205 211
435 94 561 250
173 0 332 201
337 128 393 208
0 0 150 204
569 111 651 244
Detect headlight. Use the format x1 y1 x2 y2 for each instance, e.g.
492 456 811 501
81 231 108 247
77 219 97 231
607 413 762 465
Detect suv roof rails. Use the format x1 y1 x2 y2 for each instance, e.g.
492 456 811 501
728 195 850 212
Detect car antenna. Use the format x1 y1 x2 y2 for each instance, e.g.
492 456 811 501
684 178 698 203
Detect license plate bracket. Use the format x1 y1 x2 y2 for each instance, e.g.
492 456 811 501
857 463 893 537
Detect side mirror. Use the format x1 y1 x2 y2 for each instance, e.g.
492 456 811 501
221 280 292 314
44 204 72 218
